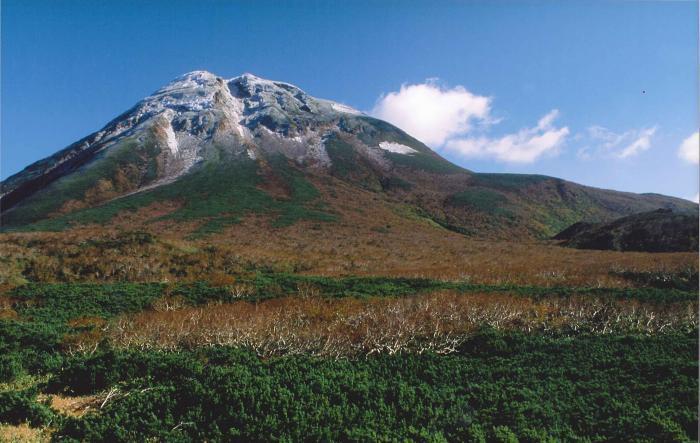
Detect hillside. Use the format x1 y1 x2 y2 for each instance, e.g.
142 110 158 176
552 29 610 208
1 71 696 239
554 208 699 252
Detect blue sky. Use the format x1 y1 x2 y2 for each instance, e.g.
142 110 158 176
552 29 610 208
2 0 698 200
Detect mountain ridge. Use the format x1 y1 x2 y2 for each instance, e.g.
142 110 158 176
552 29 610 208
1 71 696 238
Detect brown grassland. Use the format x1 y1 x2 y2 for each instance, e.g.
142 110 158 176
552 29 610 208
1 224 695 289
2 177 696 289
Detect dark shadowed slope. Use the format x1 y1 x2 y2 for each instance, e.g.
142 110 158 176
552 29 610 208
554 208 699 252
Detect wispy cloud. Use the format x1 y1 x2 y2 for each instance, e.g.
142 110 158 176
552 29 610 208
371 80 568 163
443 110 569 163
678 131 699 165
577 125 657 159
617 127 656 158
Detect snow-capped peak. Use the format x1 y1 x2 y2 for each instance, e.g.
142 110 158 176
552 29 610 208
0 69 436 214
2 70 373 202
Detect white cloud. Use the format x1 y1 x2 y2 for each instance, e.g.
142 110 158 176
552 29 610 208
678 131 699 164
579 125 657 159
370 80 568 163
692 193 699 203
370 80 492 147
443 110 569 163
617 127 656 158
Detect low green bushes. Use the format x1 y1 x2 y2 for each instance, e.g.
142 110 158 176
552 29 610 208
0 389 56 427
6 275 698 330
47 331 698 442
610 267 698 291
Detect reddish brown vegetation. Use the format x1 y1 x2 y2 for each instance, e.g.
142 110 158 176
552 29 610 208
94 292 697 358
0 296 17 320
1 218 695 290
1 180 696 291
0 423 51 442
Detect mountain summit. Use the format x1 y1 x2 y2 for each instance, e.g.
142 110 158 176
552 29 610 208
1 71 695 237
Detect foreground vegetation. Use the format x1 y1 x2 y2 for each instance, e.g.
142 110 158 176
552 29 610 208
0 267 696 441
1 332 696 442
0 227 697 441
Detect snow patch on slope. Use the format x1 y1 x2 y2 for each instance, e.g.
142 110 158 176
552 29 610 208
331 102 363 115
378 141 417 155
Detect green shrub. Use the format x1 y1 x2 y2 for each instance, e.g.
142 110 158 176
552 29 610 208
385 151 463 174
48 331 698 442
11 283 164 324
448 188 508 212
611 268 699 291
0 354 25 383
0 389 56 427
493 426 518 443
473 173 551 190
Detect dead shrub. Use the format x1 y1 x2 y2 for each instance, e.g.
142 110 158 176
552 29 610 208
62 317 107 354
100 292 698 358
151 295 187 312
227 283 253 298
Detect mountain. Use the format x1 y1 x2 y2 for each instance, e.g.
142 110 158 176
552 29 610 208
554 208 699 252
1 71 696 238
